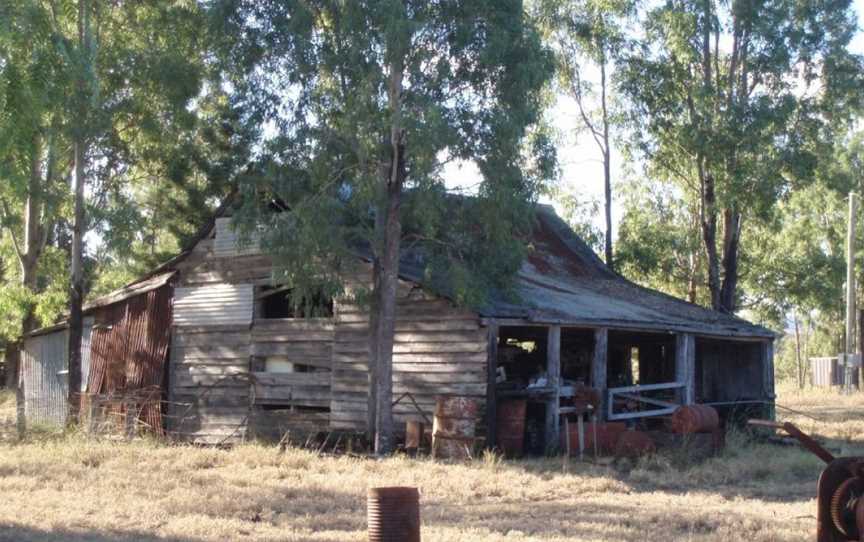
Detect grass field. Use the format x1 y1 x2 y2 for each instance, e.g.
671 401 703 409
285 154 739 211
0 386 862 542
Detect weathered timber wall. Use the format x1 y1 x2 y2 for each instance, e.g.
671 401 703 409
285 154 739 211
169 324 252 444
331 270 487 432
172 223 488 442
251 318 333 409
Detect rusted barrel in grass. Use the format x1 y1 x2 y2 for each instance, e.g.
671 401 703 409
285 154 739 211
432 395 478 459
367 487 420 542
671 404 720 434
614 430 656 459
496 399 527 457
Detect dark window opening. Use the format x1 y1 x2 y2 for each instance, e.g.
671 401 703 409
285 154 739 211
256 285 334 319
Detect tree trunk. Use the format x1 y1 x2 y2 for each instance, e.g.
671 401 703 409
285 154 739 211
372 49 405 456
67 137 85 424
700 171 722 311
373 147 405 455
687 250 698 304
718 209 741 313
67 0 90 425
793 312 803 389
367 212 384 442
600 57 613 271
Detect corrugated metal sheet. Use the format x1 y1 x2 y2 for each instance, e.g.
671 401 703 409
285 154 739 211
174 283 254 326
21 329 68 426
394 204 773 338
80 317 94 392
213 217 260 257
810 357 860 387
87 285 173 434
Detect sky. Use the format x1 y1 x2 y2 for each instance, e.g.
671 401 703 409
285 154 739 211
444 0 864 236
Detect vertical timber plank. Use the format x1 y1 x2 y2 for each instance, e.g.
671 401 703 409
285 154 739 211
486 323 499 449
675 333 695 405
591 328 608 421
545 326 561 451
762 339 775 419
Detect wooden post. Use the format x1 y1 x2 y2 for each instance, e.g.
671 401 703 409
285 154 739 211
844 193 858 393
591 328 608 421
845 193 858 392
675 333 695 405
762 339 775 419
545 325 561 451
485 323 499 450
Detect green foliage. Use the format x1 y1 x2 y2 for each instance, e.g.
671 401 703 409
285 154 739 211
617 0 864 311
218 0 555 309
615 177 708 304
549 187 604 254
0 1 241 343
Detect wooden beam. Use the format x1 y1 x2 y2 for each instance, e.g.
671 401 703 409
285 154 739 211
485 323 499 449
762 339 775 419
591 328 608 421
545 325 561 451
675 333 695 405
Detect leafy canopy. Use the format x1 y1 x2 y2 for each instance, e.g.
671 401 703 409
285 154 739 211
215 0 555 307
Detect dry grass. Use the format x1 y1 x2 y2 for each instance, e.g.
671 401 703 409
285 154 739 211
0 385 861 541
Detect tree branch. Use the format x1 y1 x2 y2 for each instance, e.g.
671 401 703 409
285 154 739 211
0 198 25 266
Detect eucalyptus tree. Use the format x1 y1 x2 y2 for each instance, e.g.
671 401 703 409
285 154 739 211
2 1 213 412
619 0 863 313
539 0 634 270
215 1 554 453
0 3 71 337
64 0 214 419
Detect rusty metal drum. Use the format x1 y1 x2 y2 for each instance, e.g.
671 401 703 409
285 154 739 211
671 404 720 434
496 399 527 457
432 395 478 459
367 487 420 542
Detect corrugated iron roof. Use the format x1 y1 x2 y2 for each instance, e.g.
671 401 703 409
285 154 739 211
470 206 774 337
24 271 176 337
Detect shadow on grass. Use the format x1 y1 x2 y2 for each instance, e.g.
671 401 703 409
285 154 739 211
0 524 191 542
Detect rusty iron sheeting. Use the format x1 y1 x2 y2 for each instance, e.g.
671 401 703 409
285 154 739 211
86 284 173 435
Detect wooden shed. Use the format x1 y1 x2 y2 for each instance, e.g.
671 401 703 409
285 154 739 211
21 203 775 450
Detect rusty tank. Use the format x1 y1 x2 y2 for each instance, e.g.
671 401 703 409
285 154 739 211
496 399 527 458
367 486 420 542
671 404 720 434
432 395 479 460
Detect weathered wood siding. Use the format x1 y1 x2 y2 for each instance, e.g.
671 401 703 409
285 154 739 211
251 319 333 409
22 329 69 427
213 217 260 257
171 224 336 443
170 324 251 444
331 270 487 432
172 221 488 441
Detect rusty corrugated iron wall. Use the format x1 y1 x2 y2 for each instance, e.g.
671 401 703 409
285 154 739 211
87 284 172 434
